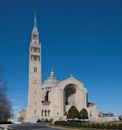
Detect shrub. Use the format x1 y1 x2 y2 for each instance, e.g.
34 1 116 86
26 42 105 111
106 123 111 129
101 123 105 129
118 124 122 130
111 124 117 129
95 123 101 128
37 119 42 123
45 119 49 122
50 118 53 123
86 123 91 128
91 123 96 128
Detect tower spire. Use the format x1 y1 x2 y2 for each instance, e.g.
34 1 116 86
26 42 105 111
34 12 37 27
51 66 54 73
31 12 39 42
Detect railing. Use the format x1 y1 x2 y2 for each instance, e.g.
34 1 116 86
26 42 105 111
41 101 50 105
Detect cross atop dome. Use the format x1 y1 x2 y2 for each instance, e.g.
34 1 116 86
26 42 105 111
50 66 55 78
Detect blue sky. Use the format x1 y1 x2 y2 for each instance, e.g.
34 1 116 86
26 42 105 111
0 0 122 115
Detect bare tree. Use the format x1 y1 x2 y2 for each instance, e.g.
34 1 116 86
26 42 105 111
0 65 12 122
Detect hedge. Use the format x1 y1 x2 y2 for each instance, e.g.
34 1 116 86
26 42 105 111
54 121 122 130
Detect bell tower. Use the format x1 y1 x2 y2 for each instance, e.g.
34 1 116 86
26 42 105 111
29 13 42 85
27 13 42 119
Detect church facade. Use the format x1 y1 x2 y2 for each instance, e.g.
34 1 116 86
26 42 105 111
23 15 98 122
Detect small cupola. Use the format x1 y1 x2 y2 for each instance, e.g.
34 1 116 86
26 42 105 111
43 68 59 85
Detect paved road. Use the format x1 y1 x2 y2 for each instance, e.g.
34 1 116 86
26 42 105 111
11 123 65 130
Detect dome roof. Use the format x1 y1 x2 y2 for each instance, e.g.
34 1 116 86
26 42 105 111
43 70 59 85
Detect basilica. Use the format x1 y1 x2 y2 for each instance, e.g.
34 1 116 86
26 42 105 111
20 15 98 122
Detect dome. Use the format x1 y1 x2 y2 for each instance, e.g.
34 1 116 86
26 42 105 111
43 70 59 85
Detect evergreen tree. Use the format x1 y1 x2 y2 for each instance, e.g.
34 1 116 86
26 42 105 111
67 106 79 120
79 108 88 121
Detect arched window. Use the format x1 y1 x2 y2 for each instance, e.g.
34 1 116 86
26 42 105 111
34 67 37 72
64 84 76 105
42 110 44 116
45 110 47 116
45 91 49 101
34 110 36 115
48 110 50 117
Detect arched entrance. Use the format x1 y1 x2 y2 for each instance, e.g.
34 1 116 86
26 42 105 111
64 84 77 115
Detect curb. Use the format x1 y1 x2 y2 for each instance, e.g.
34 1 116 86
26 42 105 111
47 124 80 130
